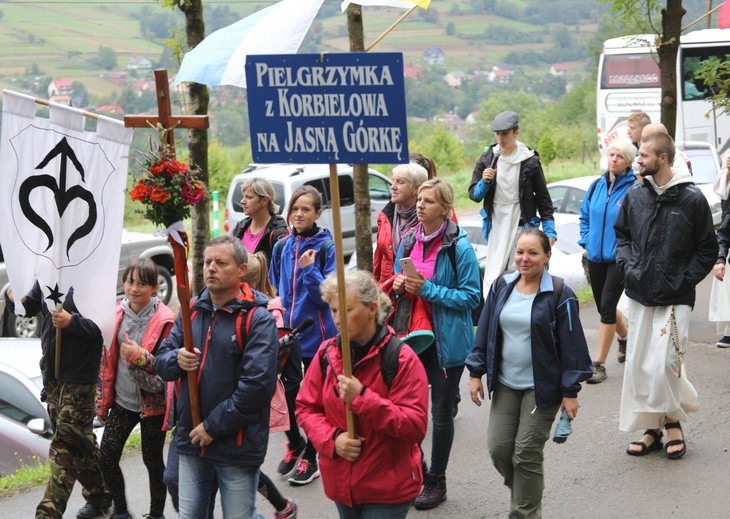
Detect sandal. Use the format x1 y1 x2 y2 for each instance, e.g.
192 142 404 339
664 422 686 459
626 429 663 456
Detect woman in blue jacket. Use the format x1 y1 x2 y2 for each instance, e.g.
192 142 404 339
269 184 337 486
467 228 592 519
393 178 482 511
579 138 637 383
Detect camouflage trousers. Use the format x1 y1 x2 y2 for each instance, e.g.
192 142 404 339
36 380 111 519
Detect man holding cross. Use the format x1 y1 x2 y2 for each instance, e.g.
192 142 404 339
155 236 279 519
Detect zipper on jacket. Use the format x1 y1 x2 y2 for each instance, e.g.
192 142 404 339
600 182 610 262
237 428 243 446
288 236 302 326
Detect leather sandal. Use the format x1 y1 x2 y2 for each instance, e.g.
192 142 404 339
664 422 686 459
626 429 663 456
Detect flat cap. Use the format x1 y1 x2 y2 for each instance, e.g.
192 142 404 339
491 111 519 131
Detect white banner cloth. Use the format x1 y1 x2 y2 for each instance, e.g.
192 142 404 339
0 90 133 346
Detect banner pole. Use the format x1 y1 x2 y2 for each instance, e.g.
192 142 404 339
365 5 418 52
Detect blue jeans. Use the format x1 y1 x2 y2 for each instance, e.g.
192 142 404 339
178 453 263 519
426 361 464 476
335 501 412 518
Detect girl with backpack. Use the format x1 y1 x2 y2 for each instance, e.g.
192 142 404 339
90 258 175 519
269 185 337 486
296 270 429 518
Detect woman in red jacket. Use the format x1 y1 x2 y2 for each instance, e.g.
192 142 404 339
296 270 429 518
90 258 174 519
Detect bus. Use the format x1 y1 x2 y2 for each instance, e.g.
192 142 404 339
597 29 730 157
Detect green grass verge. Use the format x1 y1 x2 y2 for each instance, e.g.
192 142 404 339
0 429 143 498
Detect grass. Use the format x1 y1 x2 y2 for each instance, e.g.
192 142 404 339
0 429 143 497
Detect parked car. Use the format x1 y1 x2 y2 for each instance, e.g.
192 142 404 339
0 231 175 338
677 140 722 226
225 163 392 257
0 339 50 475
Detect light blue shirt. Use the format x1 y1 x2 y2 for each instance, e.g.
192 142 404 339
497 289 535 390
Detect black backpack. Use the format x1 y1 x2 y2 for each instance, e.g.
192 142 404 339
446 245 484 326
319 335 403 390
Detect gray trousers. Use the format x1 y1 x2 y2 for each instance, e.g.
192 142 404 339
487 383 560 519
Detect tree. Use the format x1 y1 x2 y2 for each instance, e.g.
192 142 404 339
694 53 730 116
71 81 89 108
601 1 686 137
97 45 117 71
162 0 210 294
346 4 374 274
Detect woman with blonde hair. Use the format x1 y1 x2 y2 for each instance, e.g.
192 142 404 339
297 270 428 518
231 177 288 260
392 178 481 510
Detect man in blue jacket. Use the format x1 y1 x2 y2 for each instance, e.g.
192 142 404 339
156 235 278 518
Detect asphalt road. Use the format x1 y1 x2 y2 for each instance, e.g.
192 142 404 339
2 274 728 518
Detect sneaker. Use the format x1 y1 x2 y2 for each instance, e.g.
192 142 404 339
617 337 627 363
277 443 305 478
287 458 320 486
77 503 113 519
414 472 446 510
716 336 730 348
274 498 298 519
587 364 607 384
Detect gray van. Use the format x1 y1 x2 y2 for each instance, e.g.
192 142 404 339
225 163 392 257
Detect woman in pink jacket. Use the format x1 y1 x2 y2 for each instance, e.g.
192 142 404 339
91 258 174 519
296 270 429 518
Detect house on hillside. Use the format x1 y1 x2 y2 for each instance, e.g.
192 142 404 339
549 63 571 76
404 60 424 80
48 78 73 103
127 55 153 74
96 103 124 116
487 66 513 84
132 79 155 95
443 72 464 87
433 112 469 141
423 47 445 66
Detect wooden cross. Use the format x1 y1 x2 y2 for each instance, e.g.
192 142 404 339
124 68 209 155
123 68 208 427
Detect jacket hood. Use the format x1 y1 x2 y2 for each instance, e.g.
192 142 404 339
645 170 693 195
497 141 534 164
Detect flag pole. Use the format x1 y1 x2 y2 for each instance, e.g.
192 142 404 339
365 5 418 52
54 327 62 378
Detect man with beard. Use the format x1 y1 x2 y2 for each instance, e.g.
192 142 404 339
614 132 717 460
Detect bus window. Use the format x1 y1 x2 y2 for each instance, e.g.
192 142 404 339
600 54 660 89
681 45 730 100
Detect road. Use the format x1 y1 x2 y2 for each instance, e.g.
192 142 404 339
1 274 728 518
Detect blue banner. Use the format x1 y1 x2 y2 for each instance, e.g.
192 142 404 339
245 52 408 164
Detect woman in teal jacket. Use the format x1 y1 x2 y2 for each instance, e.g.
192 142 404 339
393 178 481 510
578 138 637 382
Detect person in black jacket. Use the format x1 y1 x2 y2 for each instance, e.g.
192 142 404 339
5 284 112 519
615 132 718 460
230 177 288 261
468 111 556 293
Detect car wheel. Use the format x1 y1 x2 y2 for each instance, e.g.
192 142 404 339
5 311 40 338
156 265 174 305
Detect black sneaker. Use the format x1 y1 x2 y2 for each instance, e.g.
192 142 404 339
287 457 320 486
717 336 730 348
277 443 305 478
587 364 607 384
76 503 113 519
414 472 446 510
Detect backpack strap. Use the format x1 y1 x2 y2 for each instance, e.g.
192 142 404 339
586 178 600 205
319 239 334 272
272 237 285 278
319 335 402 389
234 308 255 352
551 275 564 310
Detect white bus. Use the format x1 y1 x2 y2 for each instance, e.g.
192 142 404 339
597 29 730 157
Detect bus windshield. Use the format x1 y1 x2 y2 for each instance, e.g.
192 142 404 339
600 54 660 89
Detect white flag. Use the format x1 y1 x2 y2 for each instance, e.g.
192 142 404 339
341 0 431 11
175 0 325 88
0 90 133 346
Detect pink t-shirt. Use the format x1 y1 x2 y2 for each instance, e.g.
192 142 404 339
242 226 266 254
410 236 443 281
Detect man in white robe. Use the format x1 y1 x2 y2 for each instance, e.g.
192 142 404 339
614 132 717 459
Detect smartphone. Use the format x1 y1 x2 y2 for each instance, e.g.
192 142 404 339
399 257 419 278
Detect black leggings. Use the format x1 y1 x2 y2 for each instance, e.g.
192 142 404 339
588 260 624 324
100 403 166 517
